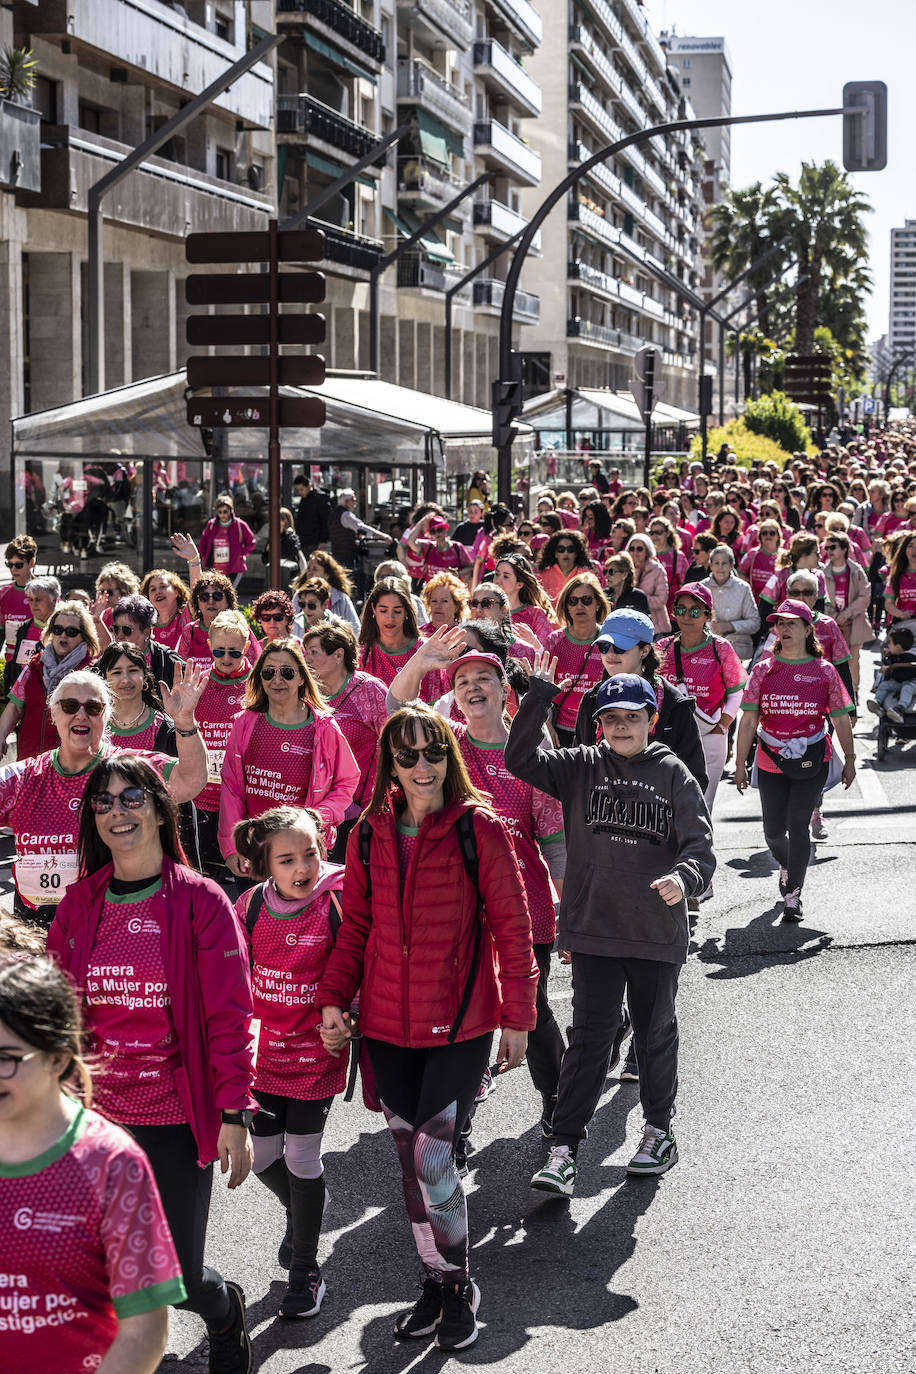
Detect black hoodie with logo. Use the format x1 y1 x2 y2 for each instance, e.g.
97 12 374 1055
506 677 715 964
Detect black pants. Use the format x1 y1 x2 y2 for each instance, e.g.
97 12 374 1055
552 954 681 1151
127 1122 232 1332
526 941 565 1100
757 763 828 893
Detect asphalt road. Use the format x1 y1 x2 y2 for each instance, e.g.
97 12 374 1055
158 697 916 1374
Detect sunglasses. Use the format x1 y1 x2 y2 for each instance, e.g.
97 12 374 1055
212 647 243 659
5 560 26 570
555 545 577 554
596 638 637 654
261 665 298 681
393 743 449 768
89 785 151 814
57 697 105 716
51 625 82 639
198 591 226 602
259 613 287 623
469 596 497 610
673 605 705 618
566 593 595 607
112 624 138 637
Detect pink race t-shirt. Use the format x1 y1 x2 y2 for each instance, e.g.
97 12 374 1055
0 583 29 662
544 629 603 731
656 633 746 718
240 712 316 816
741 654 853 772
195 670 249 813
84 882 185 1125
0 1105 185 1374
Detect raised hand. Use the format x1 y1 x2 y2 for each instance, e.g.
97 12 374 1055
160 659 205 729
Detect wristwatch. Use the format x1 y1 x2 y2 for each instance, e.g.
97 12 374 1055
221 1109 254 1129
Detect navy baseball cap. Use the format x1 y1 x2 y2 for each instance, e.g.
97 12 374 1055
592 673 658 718
595 609 654 652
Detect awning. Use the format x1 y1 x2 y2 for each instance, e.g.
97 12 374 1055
305 149 374 188
303 31 378 83
415 109 450 167
384 207 454 264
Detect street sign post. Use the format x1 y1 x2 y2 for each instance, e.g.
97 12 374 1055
185 220 327 587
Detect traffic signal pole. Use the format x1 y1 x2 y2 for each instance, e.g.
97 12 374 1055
494 102 862 504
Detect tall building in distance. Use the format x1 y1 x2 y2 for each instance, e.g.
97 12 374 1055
889 220 916 359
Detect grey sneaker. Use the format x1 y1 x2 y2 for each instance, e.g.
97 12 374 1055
626 1123 678 1176
530 1145 578 1196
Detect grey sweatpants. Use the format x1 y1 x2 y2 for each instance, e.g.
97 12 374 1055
551 953 681 1151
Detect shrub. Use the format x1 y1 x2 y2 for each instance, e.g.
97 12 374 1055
742 391 812 454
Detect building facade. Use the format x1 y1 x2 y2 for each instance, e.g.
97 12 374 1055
889 220 916 359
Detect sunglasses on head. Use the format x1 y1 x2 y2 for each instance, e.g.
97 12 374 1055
89 785 151 814
261 665 298 681
212 647 243 659
5 560 26 570
469 596 497 609
673 605 705 618
51 624 82 639
57 697 105 716
393 742 448 768
198 591 225 602
566 593 595 607
259 613 287 623
112 624 137 637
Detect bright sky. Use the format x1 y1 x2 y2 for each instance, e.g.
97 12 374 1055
649 0 912 343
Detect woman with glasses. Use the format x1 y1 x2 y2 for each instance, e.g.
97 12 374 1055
821 532 870 692
218 639 359 881
176 571 261 674
625 534 670 636
544 574 609 747
197 493 256 585
0 601 99 762
317 703 537 1352
47 755 257 1373
0 666 206 928
494 554 555 644
0 950 185 1374
536 528 594 605
252 589 295 643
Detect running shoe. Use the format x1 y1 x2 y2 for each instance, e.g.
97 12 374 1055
626 1123 678 1176
781 889 804 924
435 1280 480 1351
279 1267 326 1320
778 868 788 898
207 1282 251 1374
395 1275 444 1339
810 809 828 839
475 1067 495 1103
530 1145 578 1196
619 1058 639 1082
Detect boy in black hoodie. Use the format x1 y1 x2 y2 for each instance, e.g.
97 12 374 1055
506 668 714 1195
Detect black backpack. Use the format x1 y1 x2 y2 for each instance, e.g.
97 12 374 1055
357 812 483 1044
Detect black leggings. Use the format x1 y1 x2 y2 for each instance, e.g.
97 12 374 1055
757 763 828 893
127 1122 232 1332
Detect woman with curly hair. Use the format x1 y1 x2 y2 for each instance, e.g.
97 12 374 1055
536 528 594 605
296 552 360 631
176 571 261 673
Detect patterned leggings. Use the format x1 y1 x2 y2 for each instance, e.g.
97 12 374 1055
366 1034 492 1280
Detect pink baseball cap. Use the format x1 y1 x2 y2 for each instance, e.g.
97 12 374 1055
766 597 814 626
446 651 507 685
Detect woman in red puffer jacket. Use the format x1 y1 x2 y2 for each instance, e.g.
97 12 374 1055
317 702 537 1353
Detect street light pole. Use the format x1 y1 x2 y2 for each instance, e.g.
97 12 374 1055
495 103 852 504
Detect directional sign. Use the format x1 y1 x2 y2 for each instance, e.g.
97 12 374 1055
185 273 326 306
185 229 326 264
187 397 327 429
186 355 326 388
186 314 326 347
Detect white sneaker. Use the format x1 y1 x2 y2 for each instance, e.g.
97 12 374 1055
626 1123 678 1176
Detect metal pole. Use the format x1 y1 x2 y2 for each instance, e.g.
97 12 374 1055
370 171 491 376
283 121 413 230
87 30 281 395
495 103 849 503
268 218 281 591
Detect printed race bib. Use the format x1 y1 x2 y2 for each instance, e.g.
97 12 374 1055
15 851 79 906
207 747 225 783
213 537 231 567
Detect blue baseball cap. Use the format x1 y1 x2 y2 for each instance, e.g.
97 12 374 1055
595 609 654 652
592 673 658 719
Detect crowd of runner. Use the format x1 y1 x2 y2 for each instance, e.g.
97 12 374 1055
2 424 915 1372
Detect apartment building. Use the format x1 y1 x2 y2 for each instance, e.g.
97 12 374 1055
889 221 916 359
518 0 709 410
275 0 543 405
0 0 276 521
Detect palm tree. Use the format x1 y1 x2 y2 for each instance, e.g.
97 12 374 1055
706 182 787 338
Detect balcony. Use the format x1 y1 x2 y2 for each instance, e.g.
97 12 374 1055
473 120 541 187
396 0 473 53
473 198 540 251
277 0 385 67
473 40 541 117
398 155 468 212
33 125 271 232
1 101 41 194
568 84 623 146
473 277 540 322
567 26 621 100
568 318 643 352
397 250 447 292
28 0 272 126
278 94 378 160
489 0 543 52
317 219 383 272
397 58 472 133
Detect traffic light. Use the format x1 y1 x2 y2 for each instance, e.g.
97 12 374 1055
842 81 888 172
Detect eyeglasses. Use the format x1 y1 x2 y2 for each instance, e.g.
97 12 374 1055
212 647 243 659
261 665 298 681
566 593 595 607
5 560 26 570
56 697 105 716
112 624 137 637
673 605 705 619
259 613 287 623
198 591 226 602
89 785 152 814
555 545 577 554
51 625 82 639
0 1052 37 1079
596 638 637 654
469 597 497 610
393 743 449 768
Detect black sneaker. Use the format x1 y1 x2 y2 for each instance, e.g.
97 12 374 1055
394 1275 444 1340
435 1280 480 1352
279 1266 326 1319
207 1281 251 1374
278 1212 292 1270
